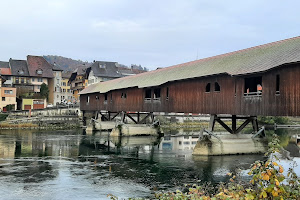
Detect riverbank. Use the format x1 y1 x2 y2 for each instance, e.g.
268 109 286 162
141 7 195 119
0 107 82 130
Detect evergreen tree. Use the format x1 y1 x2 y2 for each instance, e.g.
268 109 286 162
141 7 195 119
40 83 49 100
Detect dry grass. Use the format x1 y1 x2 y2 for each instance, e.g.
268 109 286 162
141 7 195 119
0 123 39 128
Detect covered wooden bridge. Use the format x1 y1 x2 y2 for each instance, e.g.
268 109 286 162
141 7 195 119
79 36 300 134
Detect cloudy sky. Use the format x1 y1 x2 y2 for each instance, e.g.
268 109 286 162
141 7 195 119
0 0 299 69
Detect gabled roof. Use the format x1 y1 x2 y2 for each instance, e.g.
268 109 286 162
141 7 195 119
0 61 9 68
62 71 72 79
27 55 54 78
0 61 11 75
52 62 64 71
90 61 122 78
79 36 300 95
0 68 12 75
74 65 89 76
117 67 146 76
69 65 90 82
9 59 30 77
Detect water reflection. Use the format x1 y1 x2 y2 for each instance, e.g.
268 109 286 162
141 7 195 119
0 128 298 199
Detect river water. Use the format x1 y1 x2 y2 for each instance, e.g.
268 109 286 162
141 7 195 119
0 128 299 199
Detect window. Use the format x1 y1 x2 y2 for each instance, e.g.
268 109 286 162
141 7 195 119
205 83 211 92
2 97 5 101
63 89 66 92
121 92 127 99
67 89 70 93
145 89 151 100
164 136 171 141
244 76 262 96
4 90 13 94
21 78 24 84
166 87 169 100
87 96 90 104
276 74 280 94
154 88 161 99
110 93 113 102
96 95 99 100
214 82 220 92
179 141 182 145
184 136 189 139
183 141 190 145
38 78 43 82
18 70 24 75
32 78 35 82
36 69 43 75
104 93 108 101
15 77 19 84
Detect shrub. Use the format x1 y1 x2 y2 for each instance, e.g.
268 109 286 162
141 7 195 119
258 116 289 125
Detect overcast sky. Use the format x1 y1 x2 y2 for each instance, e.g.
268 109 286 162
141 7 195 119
0 0 299 69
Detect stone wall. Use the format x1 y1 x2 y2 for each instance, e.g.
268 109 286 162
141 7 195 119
7 107 82 119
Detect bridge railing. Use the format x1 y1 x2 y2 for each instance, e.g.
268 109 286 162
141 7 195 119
244 91 262 97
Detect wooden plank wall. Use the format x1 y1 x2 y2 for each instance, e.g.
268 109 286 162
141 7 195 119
80 64 300 116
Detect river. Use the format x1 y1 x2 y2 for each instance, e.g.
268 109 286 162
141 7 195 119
0 128 299 199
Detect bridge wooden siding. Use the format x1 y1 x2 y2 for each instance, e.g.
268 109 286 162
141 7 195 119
79 37 300 118
80 63 300 116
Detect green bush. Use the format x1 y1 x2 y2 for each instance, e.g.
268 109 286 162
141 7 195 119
258 116 289 125
0 113 8 121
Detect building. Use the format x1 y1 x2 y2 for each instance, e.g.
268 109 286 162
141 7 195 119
87 61 122 86
27 55 54 93
87 61 146 86
61 72 73 103
48 63 63 105
69 65 90 103
0 61 13 86
8 56 54 110
0 76 16 112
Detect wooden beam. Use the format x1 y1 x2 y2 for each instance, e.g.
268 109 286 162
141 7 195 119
137 112 140 123
126 113 138 124
235 118 252 134
138 113 151 124
215 118 233 134
209 115 216 132
100 112 109 121
111 112 119 120
232 115 237 133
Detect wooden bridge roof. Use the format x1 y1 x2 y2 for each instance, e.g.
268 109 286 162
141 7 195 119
80 36 300 95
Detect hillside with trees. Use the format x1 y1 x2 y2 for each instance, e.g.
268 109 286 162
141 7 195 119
44 55 149 72
43 55 91 72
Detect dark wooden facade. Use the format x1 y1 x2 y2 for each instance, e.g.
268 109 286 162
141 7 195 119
80 63 300 117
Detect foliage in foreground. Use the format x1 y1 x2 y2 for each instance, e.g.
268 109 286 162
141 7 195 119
108 134 300 200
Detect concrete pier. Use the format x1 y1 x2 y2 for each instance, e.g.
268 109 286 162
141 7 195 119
192 133 267 156
110 124 160 137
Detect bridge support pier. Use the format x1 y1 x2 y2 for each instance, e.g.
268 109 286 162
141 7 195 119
193 114 267 156
209 114 262 135
85 111 161 136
